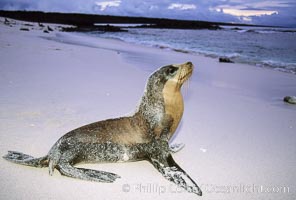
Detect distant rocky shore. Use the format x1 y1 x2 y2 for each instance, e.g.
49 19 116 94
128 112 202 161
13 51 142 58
0 10 225 31
61 25 128 33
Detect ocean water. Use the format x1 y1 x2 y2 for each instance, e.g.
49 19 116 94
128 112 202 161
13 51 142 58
91 26 296 74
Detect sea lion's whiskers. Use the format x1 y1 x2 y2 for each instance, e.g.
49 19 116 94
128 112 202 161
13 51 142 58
176 68 183 90
186 76 191 97
183 73 191 98
181 68 186 80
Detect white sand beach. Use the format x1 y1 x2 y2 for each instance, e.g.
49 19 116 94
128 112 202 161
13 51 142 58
0 18 295 200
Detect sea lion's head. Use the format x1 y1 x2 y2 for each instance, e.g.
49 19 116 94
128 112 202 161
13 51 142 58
146 61 193 93
162 61 193 90
139 62 193 138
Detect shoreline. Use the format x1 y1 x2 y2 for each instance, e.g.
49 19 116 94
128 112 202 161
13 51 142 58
52 30 296 77
88 28 296 75
53 31 296 104
1 17 296 200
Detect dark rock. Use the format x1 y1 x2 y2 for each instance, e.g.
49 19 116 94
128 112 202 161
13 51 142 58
43 30 49 33
39 22 44 27
4 18 10 25
47 26 54 31
138 23 221 30
20 28 30 31
283 96 296 104
61 25 128 33
219 57 234 63
173 49 189 54
231 27 242 31
4 18 16 26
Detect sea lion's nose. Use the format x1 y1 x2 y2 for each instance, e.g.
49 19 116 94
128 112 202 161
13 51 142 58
185 62 194 70
186 62 193 66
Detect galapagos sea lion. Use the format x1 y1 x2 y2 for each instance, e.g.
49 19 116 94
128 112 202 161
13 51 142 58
283 96 296 104
3 62 202 196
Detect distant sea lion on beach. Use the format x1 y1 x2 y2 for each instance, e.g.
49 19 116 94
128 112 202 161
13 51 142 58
3 62 202 196
283 96 296 104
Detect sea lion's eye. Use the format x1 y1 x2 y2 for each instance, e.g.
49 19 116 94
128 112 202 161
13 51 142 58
167 67 178 75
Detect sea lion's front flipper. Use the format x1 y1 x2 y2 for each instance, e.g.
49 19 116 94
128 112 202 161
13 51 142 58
57 163 121 183
149 153 202 196
169 143 185 153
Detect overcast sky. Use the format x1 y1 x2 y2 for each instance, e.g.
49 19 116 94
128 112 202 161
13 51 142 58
1 0 295 27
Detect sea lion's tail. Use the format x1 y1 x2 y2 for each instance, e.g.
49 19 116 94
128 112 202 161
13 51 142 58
3 151 48 168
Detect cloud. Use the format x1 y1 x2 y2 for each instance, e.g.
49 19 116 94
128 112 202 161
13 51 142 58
222 8 278 17
95 0 121 11
0 0 295 27
168 3 197 10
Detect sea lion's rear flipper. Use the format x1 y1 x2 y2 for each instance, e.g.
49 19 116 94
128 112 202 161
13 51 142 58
169 143 185 153
57 163 121 183
3 151 48 167
149 153 202 196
